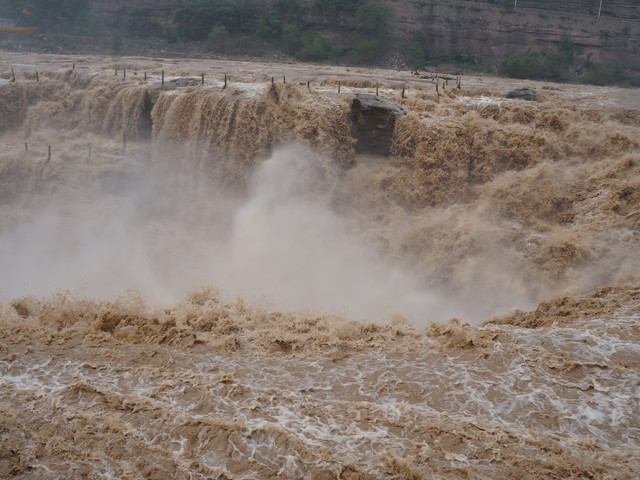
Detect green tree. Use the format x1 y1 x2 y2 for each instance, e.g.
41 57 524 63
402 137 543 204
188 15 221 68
110 34 122 52
125 6 159 37
353 0 394 62
207 25 229 53
171 0 242 40
355 0 393 37
406 31 426 70
295 29 332 61
558 37 580 63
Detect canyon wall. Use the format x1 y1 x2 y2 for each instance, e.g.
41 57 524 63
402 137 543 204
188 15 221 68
91 0 640 66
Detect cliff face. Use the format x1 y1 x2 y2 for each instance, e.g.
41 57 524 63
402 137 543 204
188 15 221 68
91 0 640 67
382 0 640 66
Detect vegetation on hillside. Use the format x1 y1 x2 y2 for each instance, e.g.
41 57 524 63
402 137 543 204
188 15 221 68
406 30 491 73
498 37 640 87
166 0 393 63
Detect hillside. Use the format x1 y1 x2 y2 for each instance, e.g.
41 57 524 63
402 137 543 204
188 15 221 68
88 0 640 68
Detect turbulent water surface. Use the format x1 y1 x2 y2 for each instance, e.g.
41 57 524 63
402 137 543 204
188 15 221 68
1 52 639 478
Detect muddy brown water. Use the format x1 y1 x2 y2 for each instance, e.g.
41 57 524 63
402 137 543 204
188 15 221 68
1 52 639 478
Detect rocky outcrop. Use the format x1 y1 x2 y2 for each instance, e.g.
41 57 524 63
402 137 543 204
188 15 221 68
506 88 537 101
348 94 406 156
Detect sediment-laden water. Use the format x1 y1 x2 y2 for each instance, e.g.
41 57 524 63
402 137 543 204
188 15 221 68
1 53 639 478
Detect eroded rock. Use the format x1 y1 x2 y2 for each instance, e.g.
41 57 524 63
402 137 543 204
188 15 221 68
348 94 406 156
506 88 538 101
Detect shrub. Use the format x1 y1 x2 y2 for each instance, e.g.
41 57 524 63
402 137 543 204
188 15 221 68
125 6 159 37
355 0 393 38
110 34 122 53
352 0 393 62
406 39 425 70
207 25 229 53
581 61 617 85
295 29 332 61
171 0 243 40
163 27 179 44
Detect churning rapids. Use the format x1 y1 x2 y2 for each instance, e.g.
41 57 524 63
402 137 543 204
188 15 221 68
1 52 639 479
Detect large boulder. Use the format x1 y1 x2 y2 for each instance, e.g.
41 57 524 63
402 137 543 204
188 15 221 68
348 94 406 156
506 88 537 101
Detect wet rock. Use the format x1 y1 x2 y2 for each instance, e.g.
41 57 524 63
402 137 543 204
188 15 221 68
160 77 202 89
348 94 406 156
506 88 538 101
147 77 201 102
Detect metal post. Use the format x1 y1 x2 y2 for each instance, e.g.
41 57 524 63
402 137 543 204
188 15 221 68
598 0 603 18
